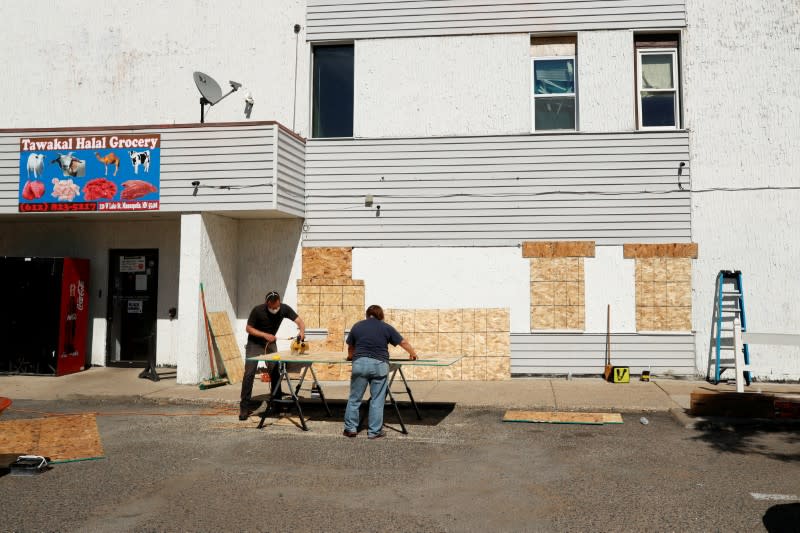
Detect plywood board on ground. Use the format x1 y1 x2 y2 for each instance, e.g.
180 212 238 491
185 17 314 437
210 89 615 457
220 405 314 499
207 311 245 384
0 414 104 461
502 411 623 425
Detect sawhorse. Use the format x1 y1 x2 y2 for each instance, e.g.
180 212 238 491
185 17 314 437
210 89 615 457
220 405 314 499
258 361 332 431
362 364 422 434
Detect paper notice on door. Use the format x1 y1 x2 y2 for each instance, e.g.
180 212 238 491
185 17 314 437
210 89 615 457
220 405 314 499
127 300 143 314
135 274 147 291
120 256 146 272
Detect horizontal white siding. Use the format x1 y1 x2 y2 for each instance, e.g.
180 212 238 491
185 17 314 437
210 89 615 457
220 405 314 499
511 332 696 375
276 128 307 217
0 123 309 214
307 0 687 40
304 132 691 246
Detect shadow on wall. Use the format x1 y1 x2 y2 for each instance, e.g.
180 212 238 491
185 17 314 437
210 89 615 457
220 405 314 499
236 219 303 317
203 214 239 313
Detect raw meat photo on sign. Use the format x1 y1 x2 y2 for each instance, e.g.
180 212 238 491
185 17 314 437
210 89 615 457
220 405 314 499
17 134 160 212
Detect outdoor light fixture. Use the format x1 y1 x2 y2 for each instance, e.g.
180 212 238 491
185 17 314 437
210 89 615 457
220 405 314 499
192 181 200 196
365 194 374 207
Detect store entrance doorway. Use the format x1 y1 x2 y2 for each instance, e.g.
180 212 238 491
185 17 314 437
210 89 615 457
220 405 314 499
106 249 158 366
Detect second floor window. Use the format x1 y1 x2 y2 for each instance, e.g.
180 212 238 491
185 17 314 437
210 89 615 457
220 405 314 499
635 34 681 129
312 44 354 138
531 36 577 132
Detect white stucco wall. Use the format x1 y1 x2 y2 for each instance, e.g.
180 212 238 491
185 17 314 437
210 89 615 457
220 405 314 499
577 31 635 133
0 0 309 134
685 1 800 379
0 218 180 368
352 248 531 332
352 246 640 335
354 34 532 137
195 213 240 380
177 215 202 383
584 246 637 333
235 219 304 351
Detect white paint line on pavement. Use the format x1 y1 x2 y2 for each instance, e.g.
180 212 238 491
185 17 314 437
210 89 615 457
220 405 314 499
750 493 800 501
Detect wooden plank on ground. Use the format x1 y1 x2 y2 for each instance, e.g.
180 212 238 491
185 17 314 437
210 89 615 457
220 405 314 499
0 414 104 462
502 410 623 425
207 311 245 384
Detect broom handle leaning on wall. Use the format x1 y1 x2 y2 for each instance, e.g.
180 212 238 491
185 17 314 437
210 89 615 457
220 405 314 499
199 283 217 378
606 304 611 367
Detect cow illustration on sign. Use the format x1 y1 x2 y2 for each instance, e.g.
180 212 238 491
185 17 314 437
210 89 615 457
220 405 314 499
129 150 151 174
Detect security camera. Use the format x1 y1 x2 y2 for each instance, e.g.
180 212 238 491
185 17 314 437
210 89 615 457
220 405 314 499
244 93 254 119
229 81 242 90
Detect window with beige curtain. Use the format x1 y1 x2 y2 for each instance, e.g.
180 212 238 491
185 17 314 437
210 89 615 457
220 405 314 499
635 33 681 130
531 35 577 132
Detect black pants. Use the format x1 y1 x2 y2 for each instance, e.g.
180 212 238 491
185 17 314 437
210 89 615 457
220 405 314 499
240 341 280 411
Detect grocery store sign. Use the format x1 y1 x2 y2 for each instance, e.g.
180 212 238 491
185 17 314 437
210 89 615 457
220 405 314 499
19 134 161 212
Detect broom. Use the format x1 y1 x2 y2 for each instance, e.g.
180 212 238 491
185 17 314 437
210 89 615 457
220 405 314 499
199 282 229 390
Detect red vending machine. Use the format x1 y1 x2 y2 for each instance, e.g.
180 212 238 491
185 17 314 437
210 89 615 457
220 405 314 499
0 257 90 376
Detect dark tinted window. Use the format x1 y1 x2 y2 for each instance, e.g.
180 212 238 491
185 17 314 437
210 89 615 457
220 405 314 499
312 45 354 138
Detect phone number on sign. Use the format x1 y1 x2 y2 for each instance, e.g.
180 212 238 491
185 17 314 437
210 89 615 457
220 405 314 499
19 202 98 212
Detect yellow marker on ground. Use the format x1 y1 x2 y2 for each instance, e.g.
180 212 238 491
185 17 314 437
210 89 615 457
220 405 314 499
271 354 281 361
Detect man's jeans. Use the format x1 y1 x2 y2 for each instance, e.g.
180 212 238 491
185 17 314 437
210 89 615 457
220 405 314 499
344 357 389 437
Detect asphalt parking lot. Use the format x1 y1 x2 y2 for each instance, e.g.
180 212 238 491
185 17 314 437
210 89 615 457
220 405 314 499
1 399 798 532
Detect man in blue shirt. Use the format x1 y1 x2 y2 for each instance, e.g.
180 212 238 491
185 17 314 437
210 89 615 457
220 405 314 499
343 305 417 439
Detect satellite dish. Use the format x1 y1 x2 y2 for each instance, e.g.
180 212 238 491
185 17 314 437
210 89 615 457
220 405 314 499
193 71 223 105
193 71 247 123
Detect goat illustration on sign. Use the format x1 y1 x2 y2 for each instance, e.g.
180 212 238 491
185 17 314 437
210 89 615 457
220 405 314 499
51 152 86 178
26 153 45 178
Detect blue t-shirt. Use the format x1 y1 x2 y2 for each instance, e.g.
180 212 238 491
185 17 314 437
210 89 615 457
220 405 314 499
346 317 403 362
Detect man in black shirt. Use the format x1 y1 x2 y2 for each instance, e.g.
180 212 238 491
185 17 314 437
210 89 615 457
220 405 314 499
239 291 305 420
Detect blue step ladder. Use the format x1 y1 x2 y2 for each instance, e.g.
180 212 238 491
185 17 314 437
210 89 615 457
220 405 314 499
713 270 752 385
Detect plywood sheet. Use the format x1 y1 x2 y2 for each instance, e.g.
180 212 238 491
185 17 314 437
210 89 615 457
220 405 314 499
461 357 487 381
487 357 511 381
666 258 692 282
206 311 233 336
522 241 555 258
486 308 510 332
503 411 623 425
207 312 245 384
414 310 439 332
0 414 104 461
302 247 353 279
554 241 595 258
342 286 365 306
532 306 555 330
522 241 596 258
624 243 699 259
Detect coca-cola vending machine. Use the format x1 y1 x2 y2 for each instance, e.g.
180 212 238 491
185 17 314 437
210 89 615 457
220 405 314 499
0 257 90 376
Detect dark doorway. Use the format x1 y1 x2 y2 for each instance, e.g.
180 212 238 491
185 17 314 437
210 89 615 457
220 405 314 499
106 250 158 366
